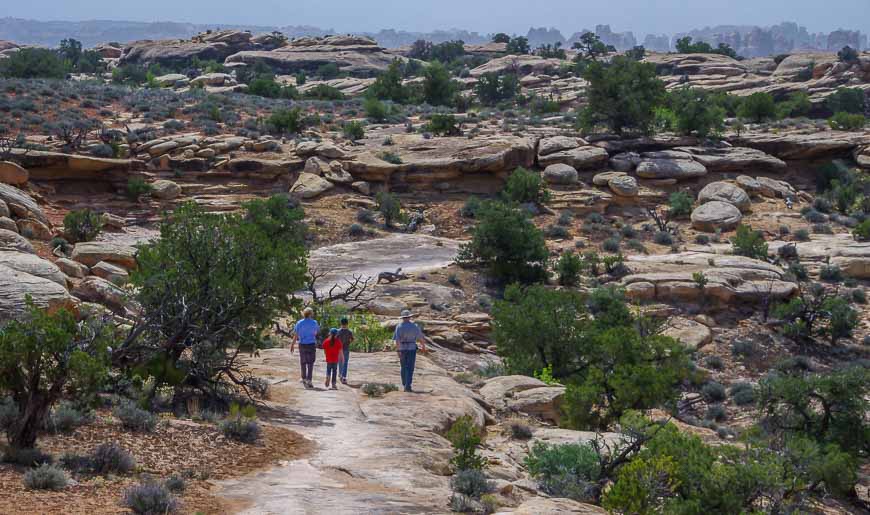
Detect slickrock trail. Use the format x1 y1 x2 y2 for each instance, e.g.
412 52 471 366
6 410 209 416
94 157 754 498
214 349 489 514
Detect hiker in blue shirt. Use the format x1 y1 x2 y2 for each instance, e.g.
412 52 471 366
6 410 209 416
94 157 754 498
291 307 320 389
392 310 428 393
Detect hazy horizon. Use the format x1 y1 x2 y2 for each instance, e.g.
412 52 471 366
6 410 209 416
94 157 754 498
3 0 869 38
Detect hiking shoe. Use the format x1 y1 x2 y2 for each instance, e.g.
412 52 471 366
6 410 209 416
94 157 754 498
341 378 348 385
404 386 413 393
330 384 338 390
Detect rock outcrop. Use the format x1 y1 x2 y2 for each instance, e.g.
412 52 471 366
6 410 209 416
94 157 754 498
0 263 76 322
71 241 138 269
226 35 400 75
691 201 743 231
697 181 751 212
469 55 564 77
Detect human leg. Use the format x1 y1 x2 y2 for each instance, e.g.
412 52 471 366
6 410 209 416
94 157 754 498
404 348 417 391
340 348 350 382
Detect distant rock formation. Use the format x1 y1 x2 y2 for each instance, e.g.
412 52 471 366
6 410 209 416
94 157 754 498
525 27 566 49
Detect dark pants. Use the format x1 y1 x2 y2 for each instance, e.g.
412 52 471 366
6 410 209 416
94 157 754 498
326 363 338 385
299 345 316 381
399 348 418 389
339 348 350 379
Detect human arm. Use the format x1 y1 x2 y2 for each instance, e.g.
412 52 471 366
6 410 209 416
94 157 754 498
417 326 428 353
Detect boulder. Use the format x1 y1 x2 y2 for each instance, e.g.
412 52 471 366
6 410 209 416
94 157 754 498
737 131 863 161
0 161 28 185
538 136 582 156
324 168 354 184
151 179 182 200
0 199 8 218
691 201 743 232
71 277 127 313
55 258 88 279
0 217 16 232
756 177 796 199
315 143 346 160
0 264 76 322
290 173 334 199
153 73 189 87
506 386 566 424
609 152 641 172
608 175 639 197
676 146 786 172
538 146 609 170
352 181 371 195
16 218 52 240
479 375 547 407
511 498 607 515
0 228 34 253
0 251 66 287
736 175 761 194
636 158 707 180
697 181 751 212
303 156 330 176
663 317 713 350
0 183 48 224
469 55 563 77
91 261 129 286
542 164 578 185
71 241 137 269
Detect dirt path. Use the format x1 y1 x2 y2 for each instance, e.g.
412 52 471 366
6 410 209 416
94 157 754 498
213 349 487 515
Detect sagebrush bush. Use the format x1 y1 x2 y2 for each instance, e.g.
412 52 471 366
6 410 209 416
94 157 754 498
356 209 376 224
703 356 724 370
220 417 261 444
705 404 727 422
91 442 136 474
450 469 494 498
702 382 727 403
113 402 157 433
23 464 68 490
449 493 481 513
164 475 186 493
729 382 756 406
503 167 549 205
123 482 178 514
508 422 533 440
820 264 843 283
125 178 154 202
460 196 482 218
46 403 91 434
654 231 673 245
361 382 398 397
2 447 53 466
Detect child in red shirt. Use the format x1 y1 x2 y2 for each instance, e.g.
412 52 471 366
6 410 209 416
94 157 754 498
323 328 345 390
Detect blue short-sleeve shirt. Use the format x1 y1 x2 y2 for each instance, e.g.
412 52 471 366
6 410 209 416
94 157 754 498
393 321 422 351
295 318 320 345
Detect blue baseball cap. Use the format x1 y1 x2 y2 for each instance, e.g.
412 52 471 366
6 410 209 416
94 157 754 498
330 328 339 335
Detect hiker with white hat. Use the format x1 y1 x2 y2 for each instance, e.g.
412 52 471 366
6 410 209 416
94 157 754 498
392 310 427 392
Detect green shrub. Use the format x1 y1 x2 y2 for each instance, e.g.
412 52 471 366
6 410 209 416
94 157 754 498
447 415 486 471
316 63 341 79
220 404 261 444
456 201 548 284
668 191 693 218
580 56 666 135
302 84 345 100
460 196 482 218
853 219 870 241
423 62 456 106
730 225 768 260
829 112 865 131
125 178 154 202
794 228 810 241
819 264 843 282
776 91 812 119
546 224 569 239
425 113 460 136
703 356 723 370
602 454 678 513
525 441 601 501
23 464 68 490
342 121 365 141
668 87 725 137
503 167 549 204
266 107 302 134
826 87 865 115
0 48 68 79
363 97 389 122
375 192 403 227
367 61 409 103
91 442 136 474
705 404 726 422
737 92 776 123
0 303 112 449
378 151 402 164
475 73 520 106
850 288 866 304
555 252 583 286
450 469 494 498
123 482 178 514
63 209 104 243
113 402 157 433
247 77 298 99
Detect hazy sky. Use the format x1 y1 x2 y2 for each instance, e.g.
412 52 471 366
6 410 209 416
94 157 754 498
5 0 868 36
